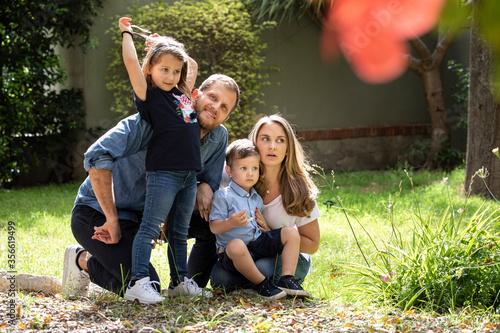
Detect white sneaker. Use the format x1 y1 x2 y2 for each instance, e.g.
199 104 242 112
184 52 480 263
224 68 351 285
167 277 213 298
62 245 90 297
125 277 164 304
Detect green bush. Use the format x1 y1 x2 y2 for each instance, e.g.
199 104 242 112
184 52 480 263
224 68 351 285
0 0 103 186
106 0 275 139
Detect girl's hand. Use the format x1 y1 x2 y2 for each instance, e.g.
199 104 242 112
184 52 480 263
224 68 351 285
145 33 160 51
119 17 133 32
255 207 270 233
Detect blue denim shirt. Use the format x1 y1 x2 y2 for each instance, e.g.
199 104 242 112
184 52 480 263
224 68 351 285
210 181 263 251
73 113 228 222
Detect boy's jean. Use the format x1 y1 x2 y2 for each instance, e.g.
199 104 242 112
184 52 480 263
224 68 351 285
131 170 197 284
210 253 312 291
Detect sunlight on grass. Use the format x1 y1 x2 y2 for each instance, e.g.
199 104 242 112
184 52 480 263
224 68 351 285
0 167 496 306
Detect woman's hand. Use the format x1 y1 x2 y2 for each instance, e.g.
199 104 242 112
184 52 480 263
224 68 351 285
255 208 270 233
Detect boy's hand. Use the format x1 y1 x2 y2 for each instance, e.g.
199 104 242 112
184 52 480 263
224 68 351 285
228 209 249 227
119 17 132 32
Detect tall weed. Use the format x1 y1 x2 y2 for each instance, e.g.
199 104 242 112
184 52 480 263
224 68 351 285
315 165 500 312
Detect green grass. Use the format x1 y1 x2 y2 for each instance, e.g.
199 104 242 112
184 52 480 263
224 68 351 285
0 167 495 305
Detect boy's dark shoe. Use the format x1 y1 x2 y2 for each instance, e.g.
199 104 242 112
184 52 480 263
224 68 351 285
277 275 311 298
254 278 286 301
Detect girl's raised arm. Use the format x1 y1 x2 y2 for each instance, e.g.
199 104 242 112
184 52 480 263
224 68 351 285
119 17 147 101
186 56 198 93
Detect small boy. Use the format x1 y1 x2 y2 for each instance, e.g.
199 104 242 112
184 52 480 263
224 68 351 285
209 139 310 301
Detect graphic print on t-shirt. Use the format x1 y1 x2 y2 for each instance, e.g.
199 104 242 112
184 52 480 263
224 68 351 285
172 93 198 123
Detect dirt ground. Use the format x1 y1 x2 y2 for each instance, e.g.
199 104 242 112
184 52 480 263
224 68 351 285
1 288 499 332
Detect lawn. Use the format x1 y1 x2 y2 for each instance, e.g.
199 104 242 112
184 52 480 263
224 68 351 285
1 167 500 331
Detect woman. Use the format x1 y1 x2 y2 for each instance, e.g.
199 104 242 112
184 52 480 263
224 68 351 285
210 114 321 290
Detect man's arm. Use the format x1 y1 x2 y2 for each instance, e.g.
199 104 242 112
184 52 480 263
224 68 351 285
196 126 228 221
84 114 152 243
89 169 122 244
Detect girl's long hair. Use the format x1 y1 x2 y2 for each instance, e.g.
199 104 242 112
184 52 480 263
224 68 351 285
249 114 318 217
141 35 191 98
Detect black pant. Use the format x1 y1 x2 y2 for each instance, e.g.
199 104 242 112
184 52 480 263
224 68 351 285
186 211 218 288
71 205 160 296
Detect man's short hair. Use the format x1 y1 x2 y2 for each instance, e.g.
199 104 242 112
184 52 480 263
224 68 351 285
199 74 240 113
226 139 259 168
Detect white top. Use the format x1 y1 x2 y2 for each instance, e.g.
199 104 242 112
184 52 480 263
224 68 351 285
262 194 320 230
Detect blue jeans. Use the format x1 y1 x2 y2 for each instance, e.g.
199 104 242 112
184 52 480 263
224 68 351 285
210 253 312 291
131 170 197 282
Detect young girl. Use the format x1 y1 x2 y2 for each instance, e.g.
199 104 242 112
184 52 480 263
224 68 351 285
118 17 202 304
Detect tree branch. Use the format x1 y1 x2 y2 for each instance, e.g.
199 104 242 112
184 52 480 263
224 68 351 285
407 55 423 75
409 37 431 60
433 27 458 64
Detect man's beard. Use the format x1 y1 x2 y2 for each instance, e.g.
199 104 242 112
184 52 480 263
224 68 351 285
194 99 215 132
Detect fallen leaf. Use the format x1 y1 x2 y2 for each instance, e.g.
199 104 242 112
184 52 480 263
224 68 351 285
123 321 132 328
44 316 51 323
0 325 6 329
272 314 278 320
405 309 415 315
16 304 21 317
18 322 26 329
344 323 353 328
181 326 195 331
337 312 346 318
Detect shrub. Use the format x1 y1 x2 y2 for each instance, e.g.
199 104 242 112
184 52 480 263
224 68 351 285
316 166 500 312
0 0 103 186
106 0 275 139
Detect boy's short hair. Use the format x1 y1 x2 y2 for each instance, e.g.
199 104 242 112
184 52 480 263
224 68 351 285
226 139 259 168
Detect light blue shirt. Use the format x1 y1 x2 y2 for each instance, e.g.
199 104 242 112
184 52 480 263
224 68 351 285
73 113 228 222
210 181 263 251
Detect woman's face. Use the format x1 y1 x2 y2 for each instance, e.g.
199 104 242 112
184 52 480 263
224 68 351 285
255 121 288 168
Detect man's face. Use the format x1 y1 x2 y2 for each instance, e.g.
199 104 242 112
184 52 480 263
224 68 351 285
194 82 237 131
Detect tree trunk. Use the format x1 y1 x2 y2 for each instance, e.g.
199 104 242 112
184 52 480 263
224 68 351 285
408 35 455 170
465 0 500 198
420 68 451 169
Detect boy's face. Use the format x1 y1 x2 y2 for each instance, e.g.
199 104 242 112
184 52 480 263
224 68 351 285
225 155 260 193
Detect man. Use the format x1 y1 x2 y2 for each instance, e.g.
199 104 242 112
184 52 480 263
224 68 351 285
64 74 239 298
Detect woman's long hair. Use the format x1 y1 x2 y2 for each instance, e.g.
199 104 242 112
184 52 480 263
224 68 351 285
249 114 318 217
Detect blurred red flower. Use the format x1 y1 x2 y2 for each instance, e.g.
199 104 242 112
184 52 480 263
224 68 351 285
321 0 446 83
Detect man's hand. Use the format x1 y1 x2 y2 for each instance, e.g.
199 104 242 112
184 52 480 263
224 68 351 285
196 183 214 221
92 220 122 244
